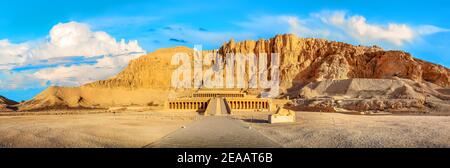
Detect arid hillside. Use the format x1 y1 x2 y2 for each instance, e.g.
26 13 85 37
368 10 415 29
0 96 18 112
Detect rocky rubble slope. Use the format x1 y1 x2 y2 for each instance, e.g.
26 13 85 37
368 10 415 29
294 78 450 114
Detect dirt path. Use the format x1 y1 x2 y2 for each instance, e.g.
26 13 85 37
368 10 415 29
146 116 281 148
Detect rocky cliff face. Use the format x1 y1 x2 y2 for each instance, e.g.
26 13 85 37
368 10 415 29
219 34 449 90
17 34 450 111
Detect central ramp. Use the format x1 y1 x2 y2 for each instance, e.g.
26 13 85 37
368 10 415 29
145 117 280 148
204 97 230 116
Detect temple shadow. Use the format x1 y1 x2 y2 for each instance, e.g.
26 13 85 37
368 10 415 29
241 119 268 124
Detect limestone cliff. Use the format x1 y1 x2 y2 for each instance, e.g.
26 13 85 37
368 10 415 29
218 34 449 90
17 34 450 111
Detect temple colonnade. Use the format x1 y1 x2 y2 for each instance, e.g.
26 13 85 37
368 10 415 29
168 101 209 110
226 100 269 110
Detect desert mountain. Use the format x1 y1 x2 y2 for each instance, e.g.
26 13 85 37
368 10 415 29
17 34 450 111
0 95 18 112
0 96 17 105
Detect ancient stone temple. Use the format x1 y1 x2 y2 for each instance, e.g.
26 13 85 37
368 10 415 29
165 90 272 115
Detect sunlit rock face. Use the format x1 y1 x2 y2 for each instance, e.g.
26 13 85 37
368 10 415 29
218 34 449 91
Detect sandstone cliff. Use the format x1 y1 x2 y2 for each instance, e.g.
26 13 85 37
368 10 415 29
17 34 450 111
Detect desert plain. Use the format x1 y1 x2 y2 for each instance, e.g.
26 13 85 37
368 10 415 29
0 109 449 148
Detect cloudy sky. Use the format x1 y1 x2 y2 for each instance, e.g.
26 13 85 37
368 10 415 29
0 0 449 101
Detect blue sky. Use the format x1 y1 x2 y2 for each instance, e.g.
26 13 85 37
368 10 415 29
0 0 449 101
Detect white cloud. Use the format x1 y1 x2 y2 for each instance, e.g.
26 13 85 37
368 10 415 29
416 25 450 35
31 22 145 59
0 21 146 89
0 70 38 90
0 40 30 69
314 11 449 46
315 11 416 46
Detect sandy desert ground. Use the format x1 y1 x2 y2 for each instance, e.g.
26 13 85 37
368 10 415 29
0 110 449 148
242 112 450 148
0 111 199 148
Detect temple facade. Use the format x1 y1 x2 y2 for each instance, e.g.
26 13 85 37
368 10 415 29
165 90 272 114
